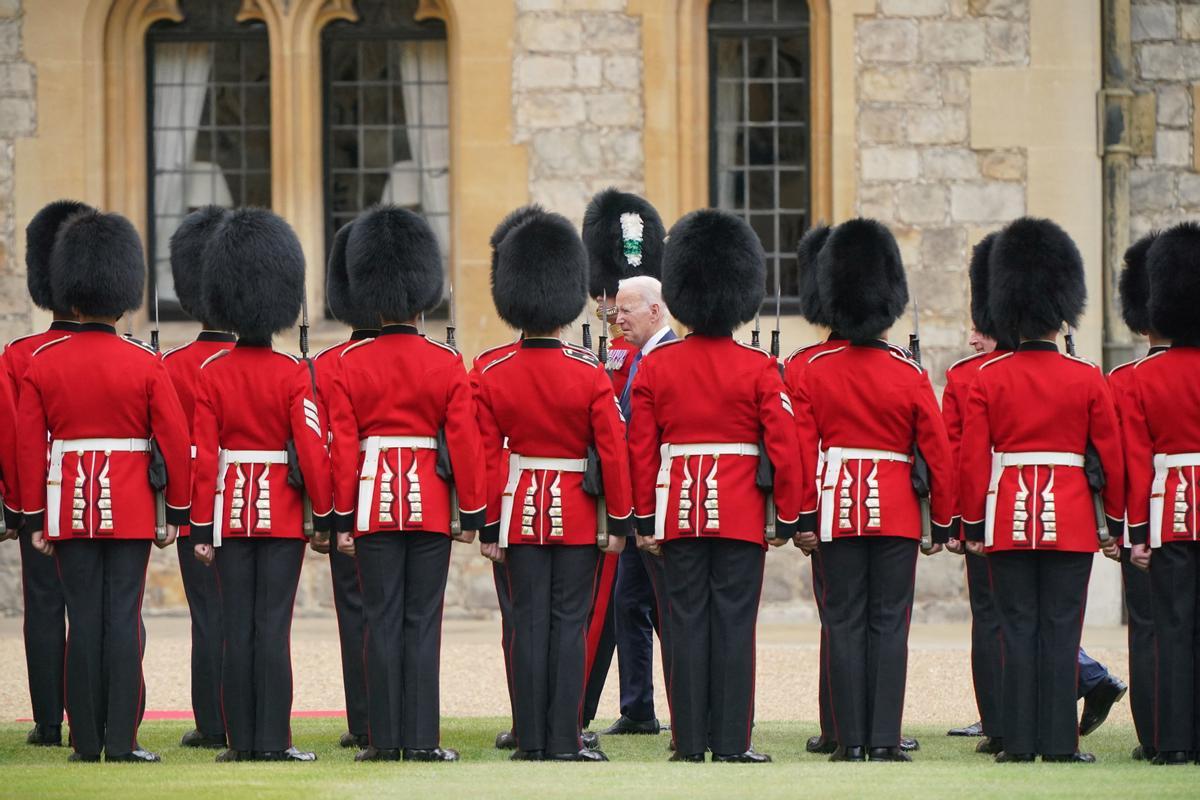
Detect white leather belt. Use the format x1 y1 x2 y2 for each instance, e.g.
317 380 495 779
818 447 911 542
356 435 439 532
654 442 759 540
46 438 151 539
213 449 288 547
1150 453 1200 548
985 451 1083 547
499 454 589 547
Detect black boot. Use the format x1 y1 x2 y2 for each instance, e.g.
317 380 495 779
27 724 63 747
946 721 983 737
1152 750 1191 766
868 747 911 762
899 736 920 752
600 716 661 735
711 749 772 764
215 749 252 762
994 751 1035 763
975 737 1004 755
1042 752 1096 764
1079 676 1127 737
67 752 100 763
1130 744 1156 761
580 731 600 750
806 734 837 754
256 747 317 762
669 751 704 763
830 745 866 762
355 746 401 762
180 729 227 749
547 749 608 762
340 732 370 749
495 730 517 750
105 749 161 763
403 747 460 762
510 749 545 761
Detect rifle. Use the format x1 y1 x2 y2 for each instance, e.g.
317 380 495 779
290 284 317 540
1066 327 1114 546
582 292 610 549
909 301 935 555
755 276 784 542
147 267 168 544
436 283 462 538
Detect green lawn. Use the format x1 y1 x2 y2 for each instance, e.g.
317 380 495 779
2 718 1194 799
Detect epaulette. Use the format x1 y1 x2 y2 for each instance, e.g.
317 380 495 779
474 338 519 365
1107 359 1138 378
6 331 43 350
652 337 683 351
119 335 157 356
423 335 459 356
889 350 924 374
481 350 516 373
338 338 374 359
808 345 846 365
1063 352 1099 370
947 351 990 373
200 349 231 369
563 346 601 367
273 350 301 364
786 341 826 364
887 342 912 358
735 340 770 358
31 335 70 356
978 351 1013 370
313 342 344 360
1134 349 1168 369
161 341 194 361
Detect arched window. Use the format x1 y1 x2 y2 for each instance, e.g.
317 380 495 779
322 0 450 312
146 0 271 313
708 0 810 309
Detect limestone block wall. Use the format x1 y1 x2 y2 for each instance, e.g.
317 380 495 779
1129 0 1200 239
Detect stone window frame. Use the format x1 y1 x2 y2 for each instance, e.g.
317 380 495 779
88 0 526 355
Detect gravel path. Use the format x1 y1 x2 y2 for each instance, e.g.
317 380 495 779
0 618 1134 728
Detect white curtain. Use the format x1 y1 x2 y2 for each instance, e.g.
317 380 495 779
715 44 740 209
153 42 214 302
397 40 450 258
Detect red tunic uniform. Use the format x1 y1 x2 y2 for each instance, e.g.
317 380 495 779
161 332 238 537
628 335 803 544
16 324 192 539
327 325 486 536
188 345 334 543
476 337 633 546
959 342 1125 552
791 340 957 542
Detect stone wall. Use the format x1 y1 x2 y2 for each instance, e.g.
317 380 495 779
1129 0 1200 239
0 0 32 615
512 0 644 224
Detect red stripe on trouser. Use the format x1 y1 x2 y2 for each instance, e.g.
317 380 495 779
131 546 150 751
584 553 619 675
815 549 840 745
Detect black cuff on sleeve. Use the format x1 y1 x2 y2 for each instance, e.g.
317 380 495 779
635 516 655 537
1104 515 1123 544
1127 521 1148 546
189 522 213 546
334 512 354 534
774 517 798 540
4 507 22 533
460 508 486 532
607 515 632 538
481 522 500 544
166 505 191 527
798 511 817 534
312 510 333 534
932 519 955 545
963 519 985 543
21 511 44 537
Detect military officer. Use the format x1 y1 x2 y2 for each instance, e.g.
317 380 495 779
627 209 803 763
475 206 632 762
959 217 1125 764
188 208 335 763
326 205 485 762
17 209 192 763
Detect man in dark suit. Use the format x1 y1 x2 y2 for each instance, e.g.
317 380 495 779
601 274 675 736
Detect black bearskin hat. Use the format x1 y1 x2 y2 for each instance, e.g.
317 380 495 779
326 221 377 330
817 218 908 342
346 206 443 325
662 209 764 336
26 199 95 313
169 205 227 325
967 231 1011 345
50 209 145 318
1147 221 1200 344
582 188 665 300
796 224 832 327
491 207 588 332
1118 231 1159 336
988 217 1086 340
201 208 304 342
490 204 546 278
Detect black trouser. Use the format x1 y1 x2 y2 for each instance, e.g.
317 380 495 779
329 547 369 739
178 537 224 738
1149 542 1200 753
582 556 617 729
811 549 834 740
356 531 451 750
966 551 1004 737
663 537 764 757
613 540 671 722
56 539 150 758
821 536 917 750
493 560 516 727
507 544 599 755
214 538 305 753
989 550 1091 756
21 530 66 729
1120 547 1155 749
